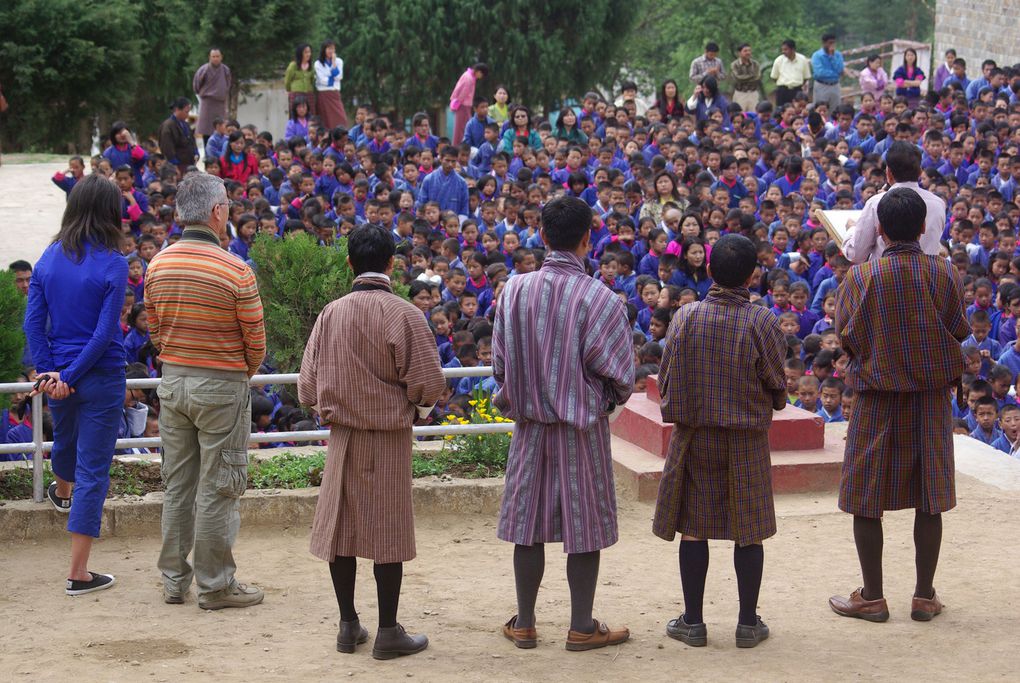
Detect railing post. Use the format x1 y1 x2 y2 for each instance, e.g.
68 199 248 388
32 393 44 503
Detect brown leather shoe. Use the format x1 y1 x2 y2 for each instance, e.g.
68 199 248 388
911 591 944 621
565 619 630 651
829 588 890 623
502 615 537 648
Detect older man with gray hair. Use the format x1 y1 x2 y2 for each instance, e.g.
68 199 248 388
144 171 266 610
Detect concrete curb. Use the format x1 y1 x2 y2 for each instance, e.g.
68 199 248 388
0 478 505 542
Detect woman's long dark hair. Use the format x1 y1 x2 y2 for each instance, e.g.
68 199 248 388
678 235 709 280
55 174 122 261
657 79 680 111
294 43 311 67
701 75 720 100
318 40 336 64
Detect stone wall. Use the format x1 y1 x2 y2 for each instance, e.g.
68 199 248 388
934 0 1020 71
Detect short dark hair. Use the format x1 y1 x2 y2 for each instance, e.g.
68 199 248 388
347 224 395 274
821 33 836 42
705 42 720 53
885 141 922 182
877 187 926 242
541 196 592 251
709 233 757 287
8 260 31 273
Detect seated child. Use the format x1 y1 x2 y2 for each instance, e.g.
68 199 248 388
794 375 821 413
991 404 1020 455
970 395 1003 445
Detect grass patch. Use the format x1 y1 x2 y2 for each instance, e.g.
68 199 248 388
0 445 506 502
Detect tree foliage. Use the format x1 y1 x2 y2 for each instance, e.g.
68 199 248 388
0 0 143 150
319 0 637 116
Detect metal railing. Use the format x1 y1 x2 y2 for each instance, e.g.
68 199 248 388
0 367 509 503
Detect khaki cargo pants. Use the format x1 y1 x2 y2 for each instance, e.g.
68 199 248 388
156 365 252 597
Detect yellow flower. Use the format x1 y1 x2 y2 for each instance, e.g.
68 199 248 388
444 435 454 441
468 400 477 406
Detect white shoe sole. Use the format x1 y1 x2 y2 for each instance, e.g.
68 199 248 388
66 574 116 596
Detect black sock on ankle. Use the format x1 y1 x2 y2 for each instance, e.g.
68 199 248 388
733 543 764 626
329 556 358 622
853 516 884 601
679 540 709 625
913 511 942 599
374 562 403 628
566 550 600 633
513 543 545 629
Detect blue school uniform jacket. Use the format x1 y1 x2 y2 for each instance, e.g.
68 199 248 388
971 425 1003 445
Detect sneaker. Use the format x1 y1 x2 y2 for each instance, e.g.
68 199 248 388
66 572 115 596
735 616 770 648
164 588 185 604
48 482 71 514
666 614 708 647
198 582 264 610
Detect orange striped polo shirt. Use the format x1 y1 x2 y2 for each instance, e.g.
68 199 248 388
143 226 266 376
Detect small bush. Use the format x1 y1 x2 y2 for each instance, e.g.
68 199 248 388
0 270 26 406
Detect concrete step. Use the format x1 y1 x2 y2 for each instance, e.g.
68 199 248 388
612 393 825 458
611 428 845 502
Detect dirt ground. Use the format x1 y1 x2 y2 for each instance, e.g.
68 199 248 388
0 156 68 267
1 473 1017 682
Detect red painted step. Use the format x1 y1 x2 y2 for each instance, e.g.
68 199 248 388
614 378 825 458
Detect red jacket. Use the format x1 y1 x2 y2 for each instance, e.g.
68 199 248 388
220 153 259 184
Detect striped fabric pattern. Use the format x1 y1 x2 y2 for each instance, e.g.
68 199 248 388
835 241 970 518
652 285 787 545
144 227 266 375
492 250 634 553
299 274 446 563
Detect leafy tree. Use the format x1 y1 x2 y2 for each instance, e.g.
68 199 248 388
0 271 26 404
0 0 143 151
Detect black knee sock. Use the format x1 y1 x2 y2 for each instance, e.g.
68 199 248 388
566 550 600 633
679 540 709 625
374 562 403 628
733 544 764 626
513 543 545 629
328 556 358 622
913 511 942 599
853 516 884 601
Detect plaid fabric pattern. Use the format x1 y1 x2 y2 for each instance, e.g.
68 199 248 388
839 390 956 517
835 242 969 518
653 425 776 544
653 285 787 545
835 242 970 393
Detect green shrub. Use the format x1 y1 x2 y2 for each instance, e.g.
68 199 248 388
0 271 26 406
249 233 408 372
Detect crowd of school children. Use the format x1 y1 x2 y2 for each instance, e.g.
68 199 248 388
5 44 1020 462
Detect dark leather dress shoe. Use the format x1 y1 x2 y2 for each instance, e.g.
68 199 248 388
372 624 428 660
829 588 890 622
911 591 944 621
502 615 538 648
336 618 369 653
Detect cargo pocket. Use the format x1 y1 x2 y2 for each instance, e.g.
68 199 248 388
215 449 249 498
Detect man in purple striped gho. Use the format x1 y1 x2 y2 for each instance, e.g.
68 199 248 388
493 196 634 652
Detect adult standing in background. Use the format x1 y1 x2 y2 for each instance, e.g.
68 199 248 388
146 172 266 610
729 44 762 113
770 40 811 108
24 174 129 596
858 54 889 99
298 224 445 659
158 97 198 178
893 48 926 108
193 49 232 157
285 43 317 116
933 48 956 92
690 42 726 86
450 63 489 145
811 33 850 111
315 40 347 129
687 76 730 127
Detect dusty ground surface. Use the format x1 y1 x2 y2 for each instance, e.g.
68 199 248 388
1 473 1017 682
0 155 67 267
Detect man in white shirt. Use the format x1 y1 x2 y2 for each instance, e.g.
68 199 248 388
770 39 812 108
843 141 946 263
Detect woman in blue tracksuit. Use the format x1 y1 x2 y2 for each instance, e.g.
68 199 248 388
24 173 129 596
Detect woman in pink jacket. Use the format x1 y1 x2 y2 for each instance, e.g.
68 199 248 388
857 54 889 99
450 63 489 145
